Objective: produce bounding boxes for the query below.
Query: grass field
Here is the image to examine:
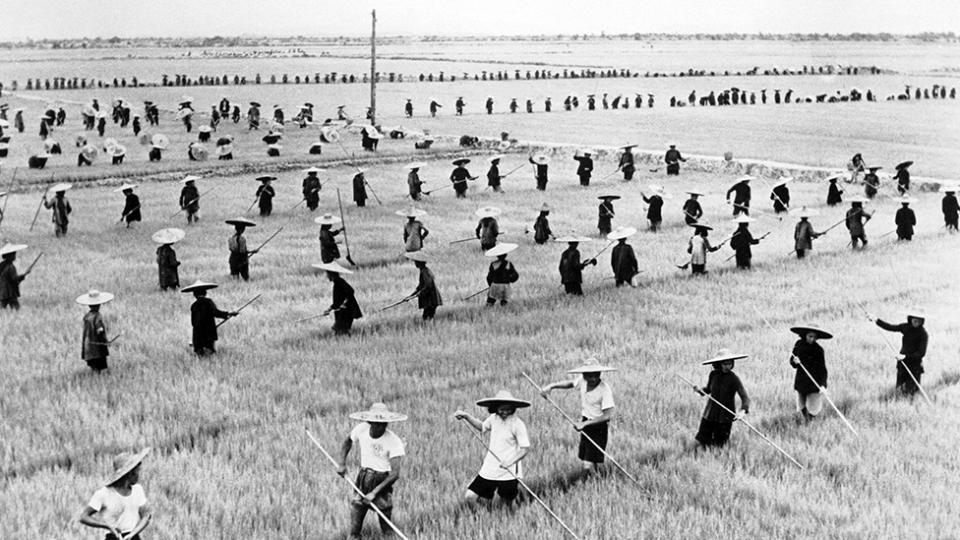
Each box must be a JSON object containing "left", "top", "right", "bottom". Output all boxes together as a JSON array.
[{"left": 2, "top": 146, "right": 960, "bottom": 538}]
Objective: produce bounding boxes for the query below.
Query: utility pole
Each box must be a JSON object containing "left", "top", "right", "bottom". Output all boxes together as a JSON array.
[{"left": 370, "top": 9, "right": 376, "bottom": 125}]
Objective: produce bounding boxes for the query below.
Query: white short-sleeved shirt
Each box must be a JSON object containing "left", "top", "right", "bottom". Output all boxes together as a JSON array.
[
  {"left": 478, "top": 414, "right": 530, "bottom": 481},
  {"left": 574, "top": 377, "right": 616, "bottom": 420},
  {"left": 87, "top": 484, "right": 147, "bottom": 533},
  {"left": 350, "top": 423, "right": 405, "bottom": 472}
]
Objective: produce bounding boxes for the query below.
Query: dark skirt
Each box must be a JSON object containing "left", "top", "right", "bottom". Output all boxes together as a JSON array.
[
  {"left": 578, "top": 420, "right": 609, "bottom": 463},
  {"left": 695, "top": 418, "right": 732, "bottom": 447}
]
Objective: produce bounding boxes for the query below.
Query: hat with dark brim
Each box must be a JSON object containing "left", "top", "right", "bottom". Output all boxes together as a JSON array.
[
  {"left": 404, "top": 251, "right": 430, "bottom": 262},
  {"left": 689, "top": 223, "right": 713, "bottom": 231},
  {"left": 598, "top": 195, "right": 621, "bottom": 201},
  {"left": 475, "top": 206, "right": 502, "bottom": 218},
  {"left": 349, "top": 402, "right": 408, "bottom": 423},
  {"left": 607, "top": 226, "right": 638, "bottom": 240},
  {"left": 867, "top": 167, "right": 882, "bottom": 172},
  {"left": 180, "top": 280, "right": 218, "bottom": 293},
  {"left": 105, "top": 448, "right": 151, "bottom": 486},
  {"left": 476, "top": 390, "right": 531, "bottom": 409},
  {"left": 394, "top": 208, "right": 428, "bottom": 218},
  {"left": 531, "top": 154, "right": 550, "bottom": 165},
  {"left": 0, "top": 243, "right": 28, "bottom": 256},
  {"left": 314, "top": 214, "right": 342, "bottom": 226},
  {"left": 114, "top": 183, "right": 137, "bottom": 192},
  {"left": 789, "top": 326, "right": 834, "bottom": 340},
  {"left": 225, "top": 217, "right": 257, "bottom": 227},
  {"left": 75, "top": 289, "right": 115, "bottom": 306},
  {"left": 568, "top": 362, "right": 618, "bottom": 374},
  {"left": 151, "top": 228, "right": 185, "bottom": 245},
  {"left": 895, "top": 161, "right": 913, "bottom": 170},
  {"left": 484, "top": 243, "right": 518, "bottom": 257},
  {"left": 452, "top": 158, "right": 470, "bottom": 166},
  {"left": 701, "top": 349, "right": 749, "bottom": 365},
  {"left": 256, "top": 175, "right": 276, "bottom": 182},
  {"left": 311, "top": 261, "right": 354, "bottom": 274}
]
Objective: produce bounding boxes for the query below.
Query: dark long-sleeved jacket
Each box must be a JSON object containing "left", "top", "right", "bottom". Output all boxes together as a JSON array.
[
  {"left": 876, "top": 319, "right": 928, "bottom": 361},
  {"left": 791, "top": 339, "right": 827, "bottom": 395},
  {"left": 486, "top": 164, "right": 501, "bottom": 188},
  {"left": 729, "top": 227, "right": 759, "bottom": 256},
  {"left": 574, "top": 156, "right": 593, "bottom": 179},
  {"left": 895, "top": 207, "right": 916, "bottom": 236},
  {"left": 486, "top": 259, "right": 519, "bottom": 285},
  {"left": 180, "top": 185, "right": 200, "bottom": 212},
  {"left": 331, "top": 276, "right": 363, "bottom": 319},
  {"left": 81, "top": 311, "right": 108, "bottom": 360},
  {"left": 44, "top": 195, "right": 71, "bottom": 226},
  {"left": 352, "top": 174, "right": 367, "bottom": 205},
  {"left": 682, "top": 198, "right": 702, "bottom": 224},
  {"left": 942, "top": 194, "right": 959, "bottom": 222},
  {"left": 533, "top": 214, "right": 552, "bottom": 244},
  {"left": 726, "top": 182, "right": 751, "bottom": 207},
  {"left": 0, "top": 260, "right": 25, "bottom": 303},
  {"left": 414, "top": 266, "right": 442, "bottom": 309},
  {"left": 642, "top": 194, "right": 663, "bottom": 221},
  {"left": 611, "top": 243, "right": 638, "bottom": 282},
  {"left": 122, "top": 193, "right": 141, "bottom": 223},
  {"left": 156, "top": 245, "right": 180, "bottom": 289},
  {"left": 771, "top": 185, "right": 790, "bottom": 212},
  {"left": 191, "top": 297, "right": 230, "bottom": 348},
  {"left": 319, "top": 228, "right": 340, "bottom": 263},
  {"left": 827, "top": 182, "right": 844, "bottom": 206},
  {"left": 256, "top": 184, "right": 275, "bottom": 213},
  {"left": 559, "top": 246, "right": 584, "bottom": 285}
]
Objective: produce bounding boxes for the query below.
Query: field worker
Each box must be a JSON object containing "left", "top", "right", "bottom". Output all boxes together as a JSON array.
[
  {"left": 350, "top": 170, "right": 368, "bottom": 208},
  {"left": 485, "top": 243, "right": 519, "bottom": 306},
  {"left": 148, "top": 143, "right": 163, "bottom": 162},
  {"left": 532, "top": 203, "right": 553, "bottom": 244},
  {"left": 529, "top": 154, "right": 550, "bottom": 191},
  {"left": 726, "top": 176, "right": 752, "bottom": 216},
  {"left": 338, "top": 403, "right": 407, "bottom": 539},
  {"left": 179, "top": 176, "right": 201, "bottom": 224},
  {"left": 875, "top": 310, "right": 929, "bottom": 396},
  {"left": 544, "top": 97, "right": 552, "bottom": 112},
  {"left": 556, "top": 234, "right": 595, "bottom": 295},
  {"left": 788, "top": 326, "right": 832, "bottom": 422},
  {"left": 248, "top": 102, "right": 261, "bottom": 130},
  {"left": 404, "top": 98, "right": 413, "bottom": 117},
  {"left": 132, "top": 115, "right": 141, "bottom": 136},
  {"left": 255, "top": 176, "right": 276, "bottom": 217},
  {"left": 232, "top": 105, "right": 241, "bottom": 123},
  {"left": 405, "top": 252, "right": 442, "bottom": 320},
  {"left": 225, "top": 218, "right": 258, "bottom": 281},
  {"left": 609, "top": 227, "right": 639, "bottom": 287},
  {"left": 0, "top": 243, "right": 31, "bottom": 309},
  {"left": 665, "top": 144, "right": 686, "bottom": 176},
  {"left": 43, "top": 183, "right": 72, "bottom": 237},
  {"left": 303, "top": 167, "right": 323, "bottom": 211},
  {"left": 692, "top": 350, "right": 751, "bottom": 448},
  {"left": 792, "top": 207, "right": 821, "bottom": 259},
  {"left": 487, "top": 155, "right": 505, "bottom": 193},
  {"left": 450, "top": 158, "right": 474, "bottom": 199},
  {"left": 682, "top": 190, "right": 704, "bottom": 225},
  {"left": 826, "top": 174, "right": 844, "bottom": 206},
  {"left": 894, "top": 161, "right": 912, "bottom": 194},
  {"left": 429, "top": 99, "right": 442, "bottom": 117},
  {"left": 116, "top": 184, "right": 141, "bottom": 228},
  {"left": 863, "top": 167, "right": 881, "bottom": 199},
  {"left": 509, "top": 98, "right": 518, "bottom": 113},
  {"left": 475, "top": 206, "right": 502, "bottom": 251},
  {"left": 182, "top": 281, "right": 236, "bottom": 356},
  {"left": 316, "top": 214, "right": 343, "bottom": 263},
  {"left": 941, "top": 185, "right": 958, "bottom": 232},
  {"left": 314, "top": 261, "right": 363, "bottom": 335},
  {"left": 573, "top": 149, "right": 594, "bottom": 187},
  {"left": 454, "top": 390, "right": 531, "bottom": 506},
  {"left": 405, "top": 162, "right": 425, "bottom": 200},
  {"left": 77, "top": 289, "right": 114, "bottom": 372},
  {"left": 525, "top": 99, "right": 533, "bottom": 113},
  {"left": 641, "top": 185, "right": 666, "bottom": 231},
  {"left": 597, "top": 195, "right": 619, "bottom": 236},
  {"left": 485, "top": 97, "right": 494, "bottom": 114},
  {"left": 587, "top": 94, "right": 596, "bottom": 110},
  {"left": 617, "top": 144, "right": 637, "bottom": 181},
  {"left": 540, "top": 361, "right": 617, "bottom": 472},
  {"left": 687, "top": 223, "right": 720, "bottom": 275},
  {"left": 845, "top": 198, "right": 872, "bottom": 249},
  {"left": 456, "top": 96, "right": 465, "bottom": 115},
  {"left": 152, "top": 228, "right": 183, "bottom": 291},
  {"left": 771, "top": 177, "right": 792, "bottom": 213},
  {"left": 895, "top": 197, "right": 917, "bottom": 241},
  {"left": 397, "top": 208, "right": 429, "bottom": 252},
  {"left": 729, "top": 216, "right": 765, "bottom": 270},
  {"left": 78, "top": 143, "right": 97, "bottom": 166},
  {"left": 79, "top": 447, "right": 152, "bottom": 540}
]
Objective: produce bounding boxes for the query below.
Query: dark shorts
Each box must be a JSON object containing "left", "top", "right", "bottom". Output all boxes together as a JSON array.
[
  {"left": 695, "top": 418, "right": 733, "bottom": 447},
  {"left": 468, "top": 475, "right": 519, "bottom": 501},
  {"left": 578, "top": 420, "right": 608, "bottom": 463},
  {"left": 353, "top": 468, "right": 394, "bottom": 510}
]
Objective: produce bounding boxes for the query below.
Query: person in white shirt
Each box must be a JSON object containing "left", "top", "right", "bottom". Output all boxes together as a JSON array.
[
  {"left": 79, "top": 448, "right": 152, "bottom": 540},
  {"left": 541, "top": 361, "right": 617, "bottom": 473},
  {"left": 338, "top": 403, "right": 407, "bottom": 539},
  {"left": 454, "top": 390, "right": 531, "bottom": 506},
  {"left": 687, "top": 223, "right": 720, "bottom": 275}
]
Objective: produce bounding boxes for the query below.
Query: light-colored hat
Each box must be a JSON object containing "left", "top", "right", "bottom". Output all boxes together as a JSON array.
[
  {"left": 848, "top": 196, "right": 868, "bottom": 203},
  {"left": 225, "top": 217, "right": 257, "bottom": 227},
  {"left": 75, "top": 289, "right": 115, "bottom": 306},
  {"left": 487, "top": 154, "right": 505, "bottom": 163},
  {"left": 940, "top": 184, "right": 958, "bottom": 193},
  {"left": 484, "top": 243, "right": 518, "bottom": 257},
  {"left": 349, "top": 402, "right": 408, "bottom": 423},
  {"left": 824, "top": 173, "right": 843, "bottom": 182},
  {"left": 111, "top": 145, "right": 126, "bottom": 157},
  {"left": 607, "top": 226, "right": 638, "bottom": 240},
  {"left": 394, "top": 208, "right": 428, "bottom": 218},
  {"left": 701, "top": 348, "right": 749, "bottom": 365},
  {"left": 151, "top": 134, "right": 169, "bottom": 149},
  {"left": 789, "top": 326, "right": 833, "bottom": 340},
  {"left": 180, "top": 280, "right": 218, "bottom": 293},
  {"left": 621, "top": 143, "right": 638, "bottom": 149},
  {"left": 898, "top": 196, "right": 917, "bottom": 204},
  {"left": 685, "top": 189, "right": 704, "bottom": 196},
  {"left": 181, "top": 175, "right": 201, "bottom": 184},
  {"left": 539, "top": 203, "right": 550, "bottom": 212},
  {"left": 476, "top": 390, "right": 531, "bottom": 409},
  {"left": 733, "top": 216, "right": 755, "bottom": 224},
  {"left": 790, "top": 206, "right": 819, "bottom": 218},
  {"left": 106, "top": 448, "right": 151, "bottom": 486},
  {"left": 554, "top": 234, "right": 592, "bottom": 243},
  {"left": 475, "top": 206, "right": 502, "bottom": 218},
  {"left": 103, "top": 138, "right": 119, "bottom": 151},
  {"left": 312, "top": 261, "right": 354, "bottom": 274},
  {"left": 404, "top": 251, "right": 430, "bottom": 262},
  {"left": 304, "top": 166, "right": 323, "bottom": 174},
  {"left": 114, "top": 183, "right": 137, "bottom": 192},
  {"left": 0, "top": 243, "right": 28, "bottom": 256},
  {"left": 217, "top": 145, "right": 233, "bottom": 156},
  {"left": 404, "top": 161, "right": 426, "bottom": 170},
  {"left": 151, "top": 228, "right": 185, "bottom": 245},
  {"left": 198, "top": 125, "right": 212, "bottom": 133},
  {"left": 568, "top": 360, "right": 618, "bottom": 374},
  {"left": 530, "top": 154, "right": 550, "bottom": 165},
  {"left": 734, "top": 175, "right": 754, "bottom": 184},
  {"left": 649, "top": 184, "right": 666, "bottom": 194},
  {"left": 314, "top": 213, "right": 342, "bottom": 226},
  {"left": 48, "top": 183, "right": 73, "bottom": 193},
  {"left": 773, "top": 176, "right": 793, "bottom": 187}
]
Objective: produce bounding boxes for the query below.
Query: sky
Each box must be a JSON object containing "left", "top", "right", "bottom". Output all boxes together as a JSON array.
[{"left": 0, "top": 0, "right": 957, "bottom": 40}]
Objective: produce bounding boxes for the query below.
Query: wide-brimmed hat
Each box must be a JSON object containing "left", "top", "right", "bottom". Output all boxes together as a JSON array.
[
  {"left": 867, "top": 166, "right": 882, "bottom": 172},
  {"left": 824, "top": 173, "right": 843, "bottom": 182},
  {"left": 487, "top": 154, "right": 505, "bottom": 163},
  {"left": 554, "top": 233, "right": 592, "bottom": 243},
  {"left": 404, "top": 161, "right": 426, "bottom": 170},
  {"left": 484, "top": 243, "right": 518, "bottom": 257},
  {"left": 621, "top": 143, "right": 638, "bottom": 150},
  {"left": 114, "top": 183, "right": 137, "bottom": 192},
  {"left": 733, "top": 216, "right": 755, "bottom": 224},
  {"left": 180, "top": 280, "right": 218, "bottom": 293},
  {"left": 217, "top": 144, "right": 233, "bottom": 156},
  {"left": 597, "top": 195, "right": 620, "bottom": 201},
  {"left": 151, "top": 134, "right": 170, "bottom": 149},
  {"left": 579, "top": 148, "right": 595, "bottom": 156},
  {"left": 701, "top": 348, "right": 749, "bottom": 365},
  {"left": 898, "top": 196, "right": 917, "bottom": 205},
  {"left": 181, "top": 175, "right": 201, "bottom": 184},
  {"left": 394, "top": 208, "right": 428, "bottom": 218},
  {"left": 530, "top": 154, "right": 550, "bottom": 165},
  {"left": 304, "top": 166, "right": 323, "bottom": 174},
  {"left": 452, "top": 158, "right": 470, "bottom": 166},
  {"left": 734, "top": 175, "right": 754, "bottom": 184},
  {"left": 314, "top": 214, "right": 342, "bottom": 226},
  {"left": 48, "top": 183, "right": 73, "bottom": 193},
  {"left": 901, "top": 308, "right": 928, "bottom": 320},
  {"left": 349, "top": 402, "right": 408, "bottom": 423},
  {"left": 312, "top": 261, "right": 354, "bottom": 274},
  {"left": 256, "top": 175, "right": 276, "bottom": 182},
  {"left": 790, "top": 206, "right": 819, "bottom": 218},
  {"left": 475, "top": 206, "right": 502, "bottom": 218},
  {"left": 225, "top": 217, "right": 257, "bottom": 227},
  {"left": 106, "top": 448, "right": 151, "bottom": 486},
  {"left": 685, "top": 189, "right": 704, "bottom": 196},
  {"left": 649, "top": 184, "right": 666, "bottom": 195},
  {"left": 773, "top": 176, "right": 793, "bottom": 187},
  {"left": 848, "top": 196, "right": 868, "bottom": 204},
  {"left": 539, "top": 203, "right": 550, "bottom": 212},
  {"left": 789, "top": 326, "right": 834, "bottom": 340},
  {"left": 568, "top": 361, "right": 618, "bottom": 374},
  {"left": 151, "top": 228, "right": 185, "bottom": 245},
  {"left": 689, "top": 222, "right": 713, "bottom": 231},
  {"left": 0, "top": 243, "right": 28, "bottom": 256},
  {"left": 476, "top": 390, "right": 531, "bottom": 409},
  {"left": 76, "top": 289, "right": 115, "bottom": 306},
  {"left": 895, "top": 161, "right": 913, "bottom": 170},
  {"left": 404, "top": 251, "right": 430, "bottom": 263},
  {"left": 197, "top": 125, "right": 212, "bottom": 134},
  {"left": 249, "top": 101, "right": 261, "bottom": 107},
  {"left": 103, "top": 138, "right": 119, "bottom": 151},
  {"left": 607, "top": 226, "right": 638, "bottom": 240},
  {"left": 365, "top": 128, "right": 382, "bottom": 139},
  {"left": 939, "top": 183, "right": 958, "bottom": 193}
]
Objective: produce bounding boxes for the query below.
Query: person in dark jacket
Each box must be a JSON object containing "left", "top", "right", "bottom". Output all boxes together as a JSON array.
[
  {"left": 597, "top": 195, "right": 618, "bottom": 236},
  {"left": 0, "top": 243, "right": 31, "bottom": 309},
  {"left": 405, "top": 163, "right": 425, "bottom": 200},
  {"left": 726, "top": 176, "right": 752, "bottom": 216},
  {"left": 608, "top": 227, "right": 639, "bottom": 287},
  {"left": 533, "top": 204, "right": 553, "bottom": 244},
  {"left": 845, "top": 199, "right": 872, "bottom": 249},
  {"left": 485, "top": 243, "right": 519, "bottom": 306},
  {"left": 574, "top": 150, "right": 594, "bottom": 187},
  {"left": 682, "top": 191, "right": 703, "bottom": 225},
  {"left": 792, "top": 208, "right": 821, "bottom": 259},
  {"left": 315, "top": 214, "right": 342, "bottom": 263},
  {"left": 487, "top": 156, "right": 505, "bottom": 193},
  {"left": 863, "top": 167, "right": 881, "bottom": 199},
  {"left": 179, "top": 176, "right": 201, "bottom": 224},
  {"left": 788, "top": 326, "right": 832, "bottom": 422},
  {"left": 875, "top": 311, "right": 929, "bottom": 396},
  {"left": 43, "top": 184, "right": 72, "bottom": 237},
  {"left": 557, "top": 236, "right": 596, "bottom": 295},
  {"left": 182, "top": 281, "right": 235, "bottom": 356},
  {"left": 152, "top": 228, "right": 183, "bottom": 291},
  {"left": 894, "top": 162, "right": 911, "bottom": 195},
  {"left": 728, "top": 217, "right": 763, "bottom": 269},
  {"left": 117, "top": 184, "right": 141, "bottom": 228},
  {"left": 405, "top": 252, "right": 442, "bottom": 320},
  {"left": 475, "top": 207, "right": 502, "bottom": 251},
  {"left": 941, "top": 185, "right": 958, "bottom": 231},
  {"left": 255, "top": 176, "right": 276, "bottom": 217},
  {"left": 226, "top": 218, "right": 258, "bottom": 281},
  {"left": 895, "top": 197, "right": 917, "bottom": 240},
  {"left": 76, "top": 289, "right": 114, "bottom": 372},
  {"left": 618, "top": 145, "right": 637, "bottom": 181},
  {"left": 770, "top": 177, "right": 791, "bottom": 214},
  {"left": 485, "top": 97, "right": 494, "bottom": 114},
  {"left": 826, "top": 175, "right": 844, "bottom": 206},
  {"left": 529, "top": 155, "right": 550, "bottom": 191},
  {"left": 303, "top": 167, "right": 323, "bottom": 210},
  {"left": 641, "top": 186, "right": 666, "bottom": 231},
  {"left": 665, "top": 144, "right": 685, "bottom": 176},
  {"left": 315, "top": 261, "right": 363, "bottom": 335},
  {"left": 352, "top": 171, "right": 368, "bottom": 207},
  {"left": 450, "top": 159, "right": 474, "bottom": 198},
  {"left": 691, "top": 350, "right": 751, "bottom": 447}
]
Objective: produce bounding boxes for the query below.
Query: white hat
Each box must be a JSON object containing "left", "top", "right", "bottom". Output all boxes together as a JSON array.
[
  {"left": 314, "top": 213, "right": 342, "bottom": 226},
  {"left": 0, "top": 243, "right": 28, "bottom": 256},
  {"left": 394, "top": 208, "right": 428, "bottom": 218},
  {"left": 304, "top": 166, "right": 324, "bottom": 174},
  {"left": 733, "top": 216, "right": 755, "bottom": 224},
  {"left": 75, "top": 289, "right": 115, "bottom": 306},
  {"left": 475, "top": 206, "right": 502, "bottom": 218},
  {"left": 349, "top": 402, "right": 407, "bottom": 423},
  {"left": 484, "top": 243, "right": 518, "bottom": 257},
  {"left": 151, "top": 228, "right": 185, "bottom": 245},
  {"left": 404, "top": 162, "right": 427, "bottom": 170},
  {"left": 312, "top": 261, "right": 354, "bottom": 274},
  {"left": 48, "top": 183, "right": 73, "bottom": 193},
  {"left": 181, "top": 175, "right": 201, "bottom": 184},
  {"left": 607, "top": 226, "right": 638, "bottom": 240}
]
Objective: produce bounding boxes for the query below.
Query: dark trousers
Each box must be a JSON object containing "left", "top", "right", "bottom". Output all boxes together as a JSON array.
[
  {"left": 334, "top": 313, "right": 356, "bottom": 334},
  {"left": 229, "top": 256, "right": 249, "bottom": 281},
  {"left": 563, "top": 282, "right": 583, "bottom": 295},
  {"left": 735, "top": 252, "right": 751, "bottom": 269},
  {"left": 691, "top": 264, "right": 707, "bottom": 275},
  {"left": 578, "top": 420, "right": 609, "bottom": 462},
  {"left": 536, "top": 178, "right": 547, "bottom": 191},
  {"left": 695, "top": 418, "right": 733, "bottom": 447},
  {"left": 579, "top": 174, "right": 590, "bottom": 187},
  {"left": 1, "top": 298, "right": 20, "bottom": 309},
  {"left": 796, "top": 249, "right": 807, "bottom": 259},
  {"left": 350, "top": 469, "right": 394, "bottom": 538},
  {"left": 421, "top": 306, "right": 436, "bottom": 320},
  {"left": 666, "top": 164, "right": 680, "bottom": 175},
  {"left": 896, "top": 360, "right": 924, "bottom": 395}
]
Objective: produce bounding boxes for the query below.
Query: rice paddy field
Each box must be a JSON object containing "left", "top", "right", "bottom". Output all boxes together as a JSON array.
[{"left": 2, "top": 39, "right": 960, "bottom": 539}]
